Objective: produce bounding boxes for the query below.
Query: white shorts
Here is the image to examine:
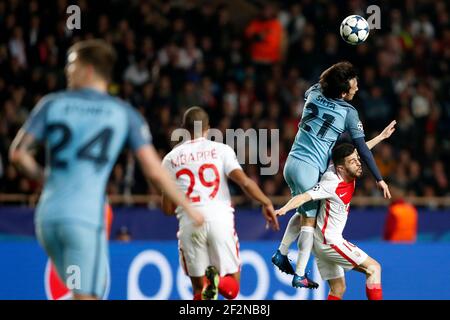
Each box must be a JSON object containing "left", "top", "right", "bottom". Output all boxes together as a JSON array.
[
  {"left": 313, "top": 239, "right": 368, "bottom": 281},
  {"left": 177, "top": 219, "right": 240, "bottom": 277}
]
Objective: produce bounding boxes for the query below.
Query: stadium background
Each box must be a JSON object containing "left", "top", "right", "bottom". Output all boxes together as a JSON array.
[{"left": 0, "top": 0, "right": 449, "bottom": 299}]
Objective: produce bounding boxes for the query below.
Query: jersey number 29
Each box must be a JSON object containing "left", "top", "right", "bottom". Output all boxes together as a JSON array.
[{"left": 176, "top": 164, "right": 220, "bottom": 203}]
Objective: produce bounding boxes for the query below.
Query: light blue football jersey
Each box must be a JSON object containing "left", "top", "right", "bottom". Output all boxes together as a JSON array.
[
  {"left": 289, "top": 83, "right": 365, "bottom": 173},
  {"left": 23, "top": 88, "right": 152, "bottom": 227}
]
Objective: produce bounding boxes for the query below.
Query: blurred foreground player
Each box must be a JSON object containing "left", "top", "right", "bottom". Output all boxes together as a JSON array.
[
  {"left": 276, "top": 143, "right": 383, "bottom": 300},
  {"left": 9, "top": 39, "right": 204, "bottom": 300},
  {"left": 47, "top": 203, "right": 113, "bottom": 300},
  {"left": 162, "top": 107, "right": 279, "bottom": 300}
]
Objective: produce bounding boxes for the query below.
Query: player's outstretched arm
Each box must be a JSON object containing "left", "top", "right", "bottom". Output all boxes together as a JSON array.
[
  {"left": 228, "top": 169, "right": 280, "bottom": 231},
  {"left": 274, "top": 193, "right": 313, "bottom": 217},
  {"left": 366, "top": 120, "right": 397, "bottom": 150},
  {"left": 9, "top": 130, "right": 44, "bottom": 182},
  {"left": 353, "top": 137, "right": 392, "bottom": 199},
  {"left": 135, "top": 145, "right": 204, "bottom": 226}
]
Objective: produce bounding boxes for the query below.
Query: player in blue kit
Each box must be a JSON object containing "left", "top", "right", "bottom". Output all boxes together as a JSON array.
[
  {"left": 272, "top": 61, "right": 396, "bottom": 288},
  {"left": 9, "top": 40, "right": 204, "bottom": 300}
]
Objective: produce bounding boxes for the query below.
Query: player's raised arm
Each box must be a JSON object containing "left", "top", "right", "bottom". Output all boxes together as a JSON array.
[
  {"left": 345, "top": 107, "right": 392, "bottom": 199},
  {"left": 228, "top": 169, "right": 280, "bottom": 231},
  {"left": 275, "top": 193, "right": 313, "bottom": 217},
  {"left": 366, "top": 120, "right": 397, "bottom": 150}
]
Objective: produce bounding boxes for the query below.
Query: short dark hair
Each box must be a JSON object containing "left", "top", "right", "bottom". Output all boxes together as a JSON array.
[
  {"left": 319, "top": 61, "right": 357, "bottom": 98},
  {"left": 182, "top": 106, "right": 209, "bottom": 133},
  {"left": 332, "top": 143, "right": 356, "bottom": 166},
  {"left": 68, "top": 39, "right": 117, "bottom": 81}
]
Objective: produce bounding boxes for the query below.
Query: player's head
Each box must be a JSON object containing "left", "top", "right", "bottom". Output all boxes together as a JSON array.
[
  {"left": 182, "top": 106, "right": 210, "bottom": 138},
  {"left": 319, "top": 61, "right": 358, "bottom": 101},
  {"left": 332, "top": 143, "right": 363, "bottom": 180},
  {"left": 66, "top": 39, "right": 117, "bottom": 90}
]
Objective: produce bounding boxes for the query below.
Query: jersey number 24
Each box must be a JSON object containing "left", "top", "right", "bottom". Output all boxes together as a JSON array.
[{"left": 47, "top": 123, "right": 113, "bottom": 169}]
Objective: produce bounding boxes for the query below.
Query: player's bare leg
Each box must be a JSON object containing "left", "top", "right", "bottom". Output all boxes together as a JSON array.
[
  {"left": 292, "top": 215, "right": 319, "bottom": 289},
  {"left": 190, "top": 276, "right": 205, "bottom": 300},
  {"left": 327, "top": 277, "right": 346, "bottom": 300},
  {"left": 354, "top": 256, "right": 383, "bottom": 300}
]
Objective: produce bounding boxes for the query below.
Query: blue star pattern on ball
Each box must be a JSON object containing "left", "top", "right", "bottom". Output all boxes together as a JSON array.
[{"left": 340, "top": 15, "right": 370, "bottom": 45}]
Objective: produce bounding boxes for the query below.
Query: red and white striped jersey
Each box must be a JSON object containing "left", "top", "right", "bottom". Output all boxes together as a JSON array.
[
  {"left": 162, "top": 137, "right": 242, "bottom": 223},
  {"left": 306, "top": 165, "right": 356, "bottom": 245}
]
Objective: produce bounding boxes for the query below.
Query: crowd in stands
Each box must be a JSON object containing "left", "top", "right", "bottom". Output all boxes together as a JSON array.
[{"left": 0, "top": 0, "right": 449, "bottom": 203}]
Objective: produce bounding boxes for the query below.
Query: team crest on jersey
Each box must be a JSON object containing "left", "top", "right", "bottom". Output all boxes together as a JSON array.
[
  {"left": 357, "top": 122, "right": 364, "bottom": 132},
  {"left": 313, "top": 184, "right": 321, "bottom": 191}
]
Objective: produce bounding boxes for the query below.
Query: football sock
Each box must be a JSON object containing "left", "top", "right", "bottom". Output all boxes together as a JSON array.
[
  {"left": 327, "top": 294, "right": 342, "bottom": 300},
  {"left": 295, "top": 226, "right": 315, "bottom": 276},
  {"left": 218, "top": 275, "right": 239, "bottom": 300},
  {"left": 279, "top": 212, "right": 301, "bottom": 255},
  {"left": 366, "top": 283, "right": 383, "bottom": 300}
]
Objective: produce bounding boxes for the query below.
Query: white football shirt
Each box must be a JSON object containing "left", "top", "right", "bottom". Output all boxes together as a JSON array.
[
  {"left": 306, "top": 165, "right": 356, "bottom": 245},
  {"left": 162, "top": 137, "right": 242, "bottom": 223}
]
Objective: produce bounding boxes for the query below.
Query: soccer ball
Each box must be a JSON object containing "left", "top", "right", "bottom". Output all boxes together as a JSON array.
[{"left": 340, "top": 15, "right": 370, "bottom": 45}]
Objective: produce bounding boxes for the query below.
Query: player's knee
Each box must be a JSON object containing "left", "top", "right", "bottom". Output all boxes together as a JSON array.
[{"left": 330, "top": 283, "right": 346, "bottom": 297}]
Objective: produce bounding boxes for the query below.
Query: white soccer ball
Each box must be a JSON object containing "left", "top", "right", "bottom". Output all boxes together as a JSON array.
[{"left": 339, "top": 15, "right": 370, "bottom": 45}]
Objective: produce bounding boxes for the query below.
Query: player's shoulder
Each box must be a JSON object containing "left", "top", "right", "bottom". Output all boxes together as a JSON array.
[
  {"left": 110, "top": 97, "right": 147, "bottom": 126},
  {"left": 304, "top": 83, "right": 321, "bottom": 99},
  {"left": 320, "top": 166, "right": 340, "bottom": 184},
  {"left": 30, "top": 92, "right": 67, "bottom": 116},
  {"left": 162, "top": 139, "right": 189, "bottom": 162},
  {"left": 37, "top": 91, "right": 66, "bottom": 106},
  {"left": 334, "top": 99, "right": 357, "bottom": 112},
  {"left": 212, "top": 140, "right": 237, "bottom": 156},
  {"left": 106, "top": 95, "right": 136, "bottom": 114}
]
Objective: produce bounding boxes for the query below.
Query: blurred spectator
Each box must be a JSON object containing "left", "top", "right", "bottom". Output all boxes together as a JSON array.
[
  {"left": 123, "top": 55, "right": 150, "bottom": 86},
  {"left": 384, "top": 184, "right": 418, "bottom": 243},
  {"left": 115, "top": 226, "right": 132, "bottom": 242},
  {"left": 245, "top": 2, "right": 286, "bottom": 76},
  {"left": 9, "top": 26, "right": 27, "bottom": 68}
]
